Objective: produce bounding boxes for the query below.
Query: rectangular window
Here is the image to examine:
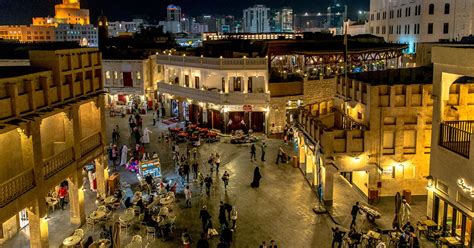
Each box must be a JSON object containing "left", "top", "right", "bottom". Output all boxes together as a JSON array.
[
  {"left": 221, "top": 77, "right": 225, "bottom": 92},
  {"left": 136, "top": 71, "right": 141, "bottom": 80},
  {"left": 428, "top": 23, "right": 433, "bottom": 34},
  {"left": 443, "top": 23, "right": 449, "bottom": 34},
  {"left": 377, "top": 13, "right": 380, "bottom": 20},
  {"left": 233, "top": 77, "right": 242, "bottom": 91},
  {"left": 248, "top": 77, "right": 253, "bottom": 93},
  {"left": 429, "top": 4, "right": 434, "bottom": 15},
  {"left": 195, "top": 76, "right": 200, "bottom": 89},
  {"left": 383, "top": 11, "right": 386, "bottom": 19},
  {"left": 106, "top": 71, "right": 110, "bottom": 79},
  {"left": 376, "top": 26, "right": 380, "bottom": 34},
  {"left": 382, "top": 26, "right": 386, "bottom": 34},
  {"left": 184, "top": 75, "right": 189, "bottom": 87}
]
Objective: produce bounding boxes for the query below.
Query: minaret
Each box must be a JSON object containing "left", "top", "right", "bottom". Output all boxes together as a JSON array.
[{"left": 97, "top": 13, "right": 109, "bottom": 51}]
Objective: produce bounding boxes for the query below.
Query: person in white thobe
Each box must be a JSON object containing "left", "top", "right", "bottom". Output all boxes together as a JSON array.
[
  {"left": 120, "top": 145, "right": 129, "bottom": 166},
  {"left": 142, "top": 127, "right": 152, "bottom": 144},
  {"left": 401, "top": 199, "right": 412, "bottom": 225}
]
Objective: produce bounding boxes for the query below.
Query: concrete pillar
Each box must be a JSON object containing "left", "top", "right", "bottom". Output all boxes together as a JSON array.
[
  {"left": 322, "top": 165, "right": 335, "bottom": 206},
  {"left": 244, "top": 77, "right": 249, "bottom": 93},
  {"left": 94, "top": 156, "right": 109, "bottom": 197},
  {"left": 6, "top": 83, "right": 19, "bottom": 117},
  {"left": 178, "top": 101, "right": 184, "bottom": 121},
  {"left": 68, "top": 173, "right": 85, "bottom": 225},
  {"left": 27, "top": 209, "right": 49, "bottom": 248},
  {"left": 28, "top": 215, "right": 49, "bottom": 248}
]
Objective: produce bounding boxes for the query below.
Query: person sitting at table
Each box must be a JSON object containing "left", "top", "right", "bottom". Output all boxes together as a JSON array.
[
  {"left": 398, "top": 230, "right": 411, "bottom": 248},
  {"left": 135, "top": 198, "right": 145, "bottom": 213},
  {"left": 347, "top": 227, "right": 362, "bottom": 248},
  {"left": 331, "top": 227, "right": 345, "bottom": 248},
  {"left": 124, "top": 197, "right": 132, "bottom": 209},
  {"left": 402, "top": 222, "right": 415, "bottom": 233},
  {"left": 114, "top": 189, "right": 123, "bottom": 201}
]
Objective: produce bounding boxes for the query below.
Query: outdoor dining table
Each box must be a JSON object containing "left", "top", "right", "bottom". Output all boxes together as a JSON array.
[
  {"left": 62, "top": 235, "right": 82, "bottom": 247},
  {"left": 124, "top": 241, "right": 142, "bottom": 248},
  {"left": 119, "top": 213, "right": 135, "bottom": 223},
  {"left": 208, "top": 132, "right": 217, "bottom": 137},
  {"left": 198, "top": 128, "right": 209, "bottom": 132},
  {"left": 178, "top": 132, "right": 189, "bottom": 137},
  {"left": 152, "top": 215, "right": 164, "bottom": 224},
  {"left": 159, "top": 196, "right": 174, "bottom": 205},
  {"left": 90, "top": 210, "right": 106, "bottom": 220},
  {"left": 422, "top": 219, "right": 438, "bottom": 227},
  {"left": 366, "top": 230, "right": 382, "bottom": 240},
  {"left": 104, "top": 196, "right": 117, "bottom": 205},
  {"left": 169, "top": 127, "right": 181, "bottom": 132},
  {"left": 439, "top": 237, "right": 462, "bottom": 247}
]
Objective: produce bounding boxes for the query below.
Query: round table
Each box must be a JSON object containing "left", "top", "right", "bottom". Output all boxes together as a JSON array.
[
  {"left": 63, "top": 235, "right": 82, "bottom": 246},
  {"left": 90, "top": 211, "right": 106, "bottom": 220},
  {"left": 125, "top": 241, "right": 142, "bottom": 248},
  {"left": 152, "top": 215, "right": 163, "bottom": 224},
  {"left": 119, "top": 213, "right": 135, "bottom": 223},
  {"left": 159, "top": 197, "right": 173, "bottom": 205},
  {"left": 104, "top": 196, "right": 117, "bottom": 205}
]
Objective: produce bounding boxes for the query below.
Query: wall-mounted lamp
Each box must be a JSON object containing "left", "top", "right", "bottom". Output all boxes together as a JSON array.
[{"left": 426, "top": 175, "right": 434, "bottom": 188}]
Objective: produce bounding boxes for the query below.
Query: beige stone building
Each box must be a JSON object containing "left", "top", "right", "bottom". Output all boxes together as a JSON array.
[
  {"left": 0, "top": 48, "right": 107, "bottom": 247},
  {"left": 426, "top": 46, "right": 474, "bottom": 247},
  {"left": 298, "top": 66, "right": 442, "bottom": 204}
]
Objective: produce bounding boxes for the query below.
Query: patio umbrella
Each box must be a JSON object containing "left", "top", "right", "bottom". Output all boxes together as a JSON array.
[
  {"left": 112, "top": 221, "right": 121, "bottom": 248},
  {"left": 392, "top": 192, "right": 402, "bottom": 229}
]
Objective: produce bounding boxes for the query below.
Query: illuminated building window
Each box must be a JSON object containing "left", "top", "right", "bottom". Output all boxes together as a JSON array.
[
  {"left": 136, "top": 72, "right": 141, "bottom": 80},
  {"left": 114, "top": 71, "right": 118, "bottom": 79},
  {"left": 106, "top": 71, "right": 111, "bottom": 79}
]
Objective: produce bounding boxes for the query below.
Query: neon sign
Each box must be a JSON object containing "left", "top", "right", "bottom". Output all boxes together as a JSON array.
[{"left": 457, "top": 179, "right": 474, "bottom": 198}]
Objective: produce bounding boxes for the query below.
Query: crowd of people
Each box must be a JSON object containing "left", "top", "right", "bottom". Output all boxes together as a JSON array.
[{"left": 108, "top": 109, "right": 285, "bottom": 247}]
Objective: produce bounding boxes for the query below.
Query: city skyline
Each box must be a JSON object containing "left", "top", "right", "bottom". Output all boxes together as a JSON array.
[{"left": 0, "top": 0, "right": 368, "bottom": 24}]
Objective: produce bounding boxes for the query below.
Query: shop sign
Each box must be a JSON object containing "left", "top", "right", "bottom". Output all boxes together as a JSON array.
[
  {"left": 457, "top": 179, "right": 474, "bottom": 197},
  {"left": 243, "top": 104, "right": 252, "bottom": 112}
]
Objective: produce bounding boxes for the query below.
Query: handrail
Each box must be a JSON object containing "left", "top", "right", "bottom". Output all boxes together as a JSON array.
[
  {"left": 43, "top": 147, "right": 75, "bottom": 179},
  {"left": 0, "top": 169, "right": 36, "bottom": 207},
  {"left": 439, "top": 123, "right": 471, "bottom": 158},
  {"left": 80, "top": 132, "right": 102, "bottom": 156},
  {"left": 444, "top": 120, "right": 474, "bottom": 133}
]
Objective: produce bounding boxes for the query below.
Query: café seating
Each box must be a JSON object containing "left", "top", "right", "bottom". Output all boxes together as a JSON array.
[
  {"left": 46, "top": 197, "right": 59, "bottom": 212},
  {"left": 73, "top": 229, "right": 84, "bottom": 239},
  {"left": 146, "top": 226, "right": 156, "bottom": 240}
]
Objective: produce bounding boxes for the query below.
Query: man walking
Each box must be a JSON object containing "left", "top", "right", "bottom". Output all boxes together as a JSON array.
[
  {"left": 204, "top": 174, "right": 213, "bottom": 196},
  {"left": 197, "top": 171, "right": 204, "bottom": 194},
  {"left": 183, "top": 161, "right": 190, "bottom": 183},
  {"left": 250, "top": 144, "right": 256, "bottom": 161},
  {"left": 152, "top": 111, "right": 156, "bottom": 126},
  {"left": 184, "top": 185, "right": 192, "bottom": 208},
  {"left": 222, "top": 171, "right": 230, "bottom": 191},
  {"left": 192, "top": 161, "right": 199, "bottom": 179},
  {"left": 199, "top": 206, "right": 211, "bottom": 233},
  {"left": 261, "top": 142, "right": 267, "bottom": 162},
  {"left": 219, "top": 201, "right": 229, "bottom": 227},
  {"left": 350, "top": 202, "right": 361, "bottom": 228},
  {"left": 276, "top": 146, "right": 284, "bottom": 164}
]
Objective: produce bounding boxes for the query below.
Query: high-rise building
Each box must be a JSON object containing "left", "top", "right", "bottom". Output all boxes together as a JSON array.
[
  {"left": 280, "top": 7, "right": 294, "bottom": 32},
  {"left": 369, "top": 0, "right": 474, "bottom": 54},
  {"left": 326, "top": 4, "right": 348, "bottom": 29},
  {"left": 167, "top": 5, "right": 181, "bottom": 21},
  {"left": 243, "top": 5, "right": 270, "bottom": 33}
]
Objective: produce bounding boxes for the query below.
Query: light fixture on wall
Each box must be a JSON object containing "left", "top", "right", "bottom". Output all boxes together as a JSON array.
[{"left": 426, "top": 175, "right": 434, "bottom": 188}]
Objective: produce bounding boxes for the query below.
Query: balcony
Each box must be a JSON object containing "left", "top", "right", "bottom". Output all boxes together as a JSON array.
[
  {"left": 439, "top": 121, "right": 474, "bottom": 158},
  {"left": 158, "top": 82, "right": 270, "bottom": 105},
  {"left": 43, "top": 147, "right": 75, "bottom": 180},
  {"left": 80, "top": 132, "right": 102, "bottom": 157},
  {"left": 0, "top": 169, "right": 36, "bottom": 208},
  {"left": 157, "top": 55, "right": 268, "bottom": 70}
]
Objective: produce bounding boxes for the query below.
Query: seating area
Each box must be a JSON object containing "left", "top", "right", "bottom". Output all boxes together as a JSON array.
[{"left": 59, "top": 173, "right": 179, "bottom": 248}]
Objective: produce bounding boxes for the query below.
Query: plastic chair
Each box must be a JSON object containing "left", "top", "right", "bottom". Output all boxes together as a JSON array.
[
  {"left": 146, "top": 226, "right": 156, "bottom": 240},
  {"left": 131, "top": 235, "right": 143, "bottom": 242}
]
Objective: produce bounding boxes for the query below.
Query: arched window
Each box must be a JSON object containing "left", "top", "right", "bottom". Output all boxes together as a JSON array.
[
  {"left": 429, "top": 4, "right": 435, "bottom": 14},
  {"left": 444, "top": 3, "right": 450, "bottom": 14}
]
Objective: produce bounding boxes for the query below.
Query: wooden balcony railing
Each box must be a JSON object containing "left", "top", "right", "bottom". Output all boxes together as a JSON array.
[
  {"left": 80, "top": 132, "right": 101, "bottom": 156},
  {"left": 0, "top": 169, "right": 36, "bottom": 208},
  {"left": 333, "top": 108, "right": 369, "bottom": 131},
  {"left": 43, "top": 147, "right": 75, "bottom": 179},
  {"left": 440, "top": 122, "right": 472, "bottom": 158}
]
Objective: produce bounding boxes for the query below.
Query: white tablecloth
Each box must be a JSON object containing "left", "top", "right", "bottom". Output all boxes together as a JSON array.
[{"left": 63, "top": 235, "right": 82, "bottom": 246}]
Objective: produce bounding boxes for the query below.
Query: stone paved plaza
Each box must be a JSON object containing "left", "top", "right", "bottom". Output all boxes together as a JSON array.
[{"left": 1, "top": 112, "right": 437, "bottom": 247}]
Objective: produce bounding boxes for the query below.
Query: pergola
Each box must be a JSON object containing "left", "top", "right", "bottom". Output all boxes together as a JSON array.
[{"left": 267, "top": 40, "right": 407, "bottom": 80}]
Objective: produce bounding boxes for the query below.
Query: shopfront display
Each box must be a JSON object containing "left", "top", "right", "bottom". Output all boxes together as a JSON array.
[
  {"left": 432, "top": 194, "right": 473, "bottom": 246},
  {"left": 139, "top": 159, "right": 162, "bottom": 177}
]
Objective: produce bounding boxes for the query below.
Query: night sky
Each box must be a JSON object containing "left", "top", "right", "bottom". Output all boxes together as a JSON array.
[{"left": 0, "top": 0, "right": 368, "bottom": 24}]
